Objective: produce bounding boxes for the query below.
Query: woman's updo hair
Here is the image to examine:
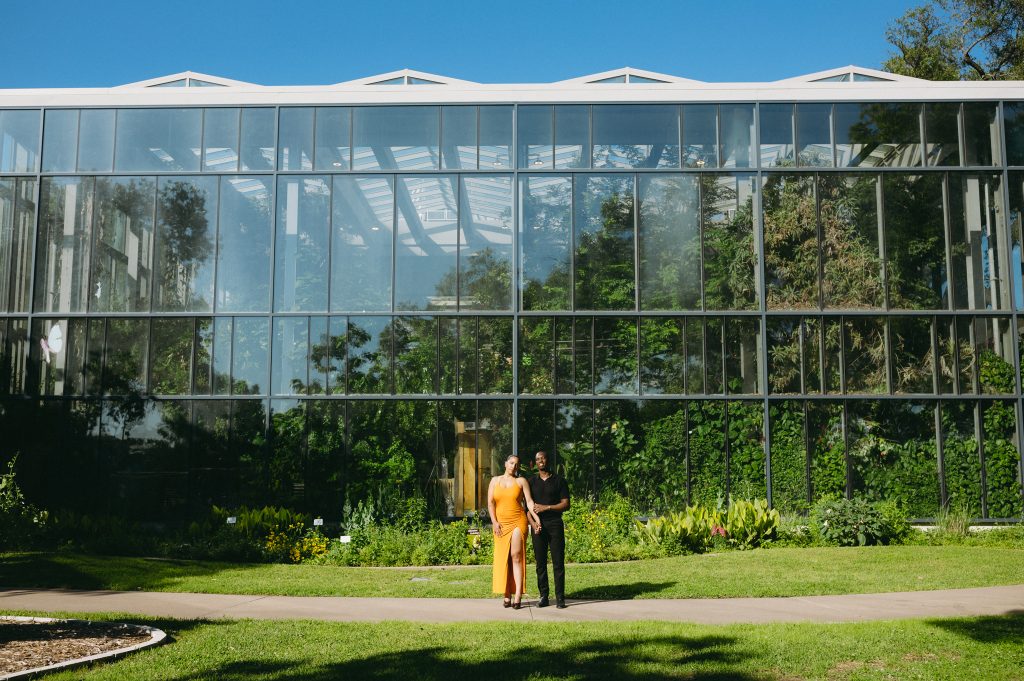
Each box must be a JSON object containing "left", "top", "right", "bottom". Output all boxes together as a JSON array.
[{"left": 505, "top": 453, "right": 519, "bottom": 463}]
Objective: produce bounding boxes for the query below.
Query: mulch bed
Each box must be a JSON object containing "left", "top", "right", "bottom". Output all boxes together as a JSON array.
[{"left": 0, "top": 620, "right": 153, "bottom": 676}]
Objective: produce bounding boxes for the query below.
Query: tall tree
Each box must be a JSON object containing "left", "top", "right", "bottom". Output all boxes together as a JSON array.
[{"left": 884, "top": 0, "right": 1024, "bottom": 80}]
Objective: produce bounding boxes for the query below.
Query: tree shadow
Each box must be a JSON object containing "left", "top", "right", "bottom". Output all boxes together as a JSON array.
[
  {"left": 0, "top": 552, "right": 246, "bottom": 593},
  {"left": 927, "top": 611, "right": 1024, "bottom": 644},
  {"left": 161, "top": 634, "right": 758, "bottom": 681},
  {"left": 568, "top": 581, "right": 676, "bottom": 601},
  {"left": 0, "top": 553, "right": 109, "bottom": 591}
]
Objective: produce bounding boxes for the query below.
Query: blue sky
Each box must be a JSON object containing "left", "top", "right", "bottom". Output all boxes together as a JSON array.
[{"left": 3, "top": 0, "right": 923, "bottom": 88}]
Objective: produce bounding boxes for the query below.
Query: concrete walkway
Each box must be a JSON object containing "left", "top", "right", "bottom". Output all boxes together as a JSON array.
[{"left": 2, "top": 585, "right": 1023, "bottom": 624}]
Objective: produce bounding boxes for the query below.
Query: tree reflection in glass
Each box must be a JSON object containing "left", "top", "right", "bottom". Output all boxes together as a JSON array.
[
  {"left": 593, "top": 317, "right": 637, "bottom": 394},
  {"left": 574, "top": 175, "right": 635, "bottom": 310},
  {"left": 91, "top": 177, "right": 156, "bottom": 313},
  {"left": 154, "top": 177, "right": 216, "bottom": 312},
  {"left": 763, "top": 174, "right": 818, "bottom": 309},
  {"left": 639, "top": 318, "right": 685, "bottom": 395},
  {"left": 638, "top": 175, "right": 701, "bottom": 310},
  {"left": 216, "top": 177, "right": 272, "bottom": 313},
  {"left": 884, "top": 174, "right": 946, "bottom": 309},
  {"left": 702, "top": 175, "right": 759, "bottom": 311},
  {"left": 519, "top": 317, "right": 554, "bottom": 394},
  {"left": 347, "top": 316, "right": 391, "bottom": 394},
  {"left": 457, "top": 176, "right": 512, "bottom": 311},
  {"left": 393, "top": 316, "right": 437, "bottom": 394},
  {"left": 819, "top": 174, "right": 883, "bottom": 309},
  {"left": 519, "top": 176, "right": 571, "bottom": 310},
  {"left": 844, "top": 316, "right": 887, "bottom": 394}
]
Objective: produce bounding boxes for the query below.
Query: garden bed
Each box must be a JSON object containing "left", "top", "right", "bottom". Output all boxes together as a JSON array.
[{"left": 0, "top": 616, "right": 165, "bottom": 678}]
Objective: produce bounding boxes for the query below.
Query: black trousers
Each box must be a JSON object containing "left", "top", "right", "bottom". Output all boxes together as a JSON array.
[{"left": 531, "top": 517, "right": 565, "bottom": 599}]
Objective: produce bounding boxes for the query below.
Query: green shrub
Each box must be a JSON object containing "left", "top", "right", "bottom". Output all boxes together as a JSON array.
[
  {"left": 47, "top": 511, "right": 155, "bottom": 555},
  {"left": 563, "top": 493, "right": 644, "bottom": 562},
  {"left": 340, "top": 488, "right": 428, "bottom": 533},
  {"left": 319, "top": 520, "right": 492, "bottom": 567},
  {"left": 725, "top": 498, "right": 780, "bottom": 549},
  {"left": 633, "top": 498, "right": 779, "bottom": 552},
  {"left": 176, "top": 525, "right": 266, "bottom": 562},
  {"left": 772, "top": 515, "right": 813, "bottom": 547},
  {"left": 964, "top": 525, "right": 1024, "bottom": 548},
  {"left": 348, "top": 525, "right": 414, "bottom": 565},
  {"left": 409, "top": 520, "right": 485, "bottom": 566},
  {"left": 634, "top": 505, "right": 718, "bottom": 555},
  {"left": 0, "top": 455, "right": 49, "bottom": 550},
  {"left": 810, "top": 497, "right": 894, "bottom": 546},
  {"left": 209, "top": 505, "right": 310, "bottom": 540},
  {"left": 875, "top": 499, "right": 914, "bottom": 545}
]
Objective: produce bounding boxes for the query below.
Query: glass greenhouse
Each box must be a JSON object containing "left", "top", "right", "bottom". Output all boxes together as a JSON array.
[{"left": 1, "top": 65, "right": 1023, "bottom": 522}]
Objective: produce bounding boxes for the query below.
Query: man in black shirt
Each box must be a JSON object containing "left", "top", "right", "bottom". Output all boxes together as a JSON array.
[{"left": 528, "top": 450, "right": 570, "bottom": 609}]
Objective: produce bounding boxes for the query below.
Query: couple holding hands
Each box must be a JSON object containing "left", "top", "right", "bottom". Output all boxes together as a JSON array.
[{"left": 486, "top": 450, "right": 569, "bottom": 610}]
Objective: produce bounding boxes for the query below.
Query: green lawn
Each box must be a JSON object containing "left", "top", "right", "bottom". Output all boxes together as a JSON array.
[
  {"left": 7, "top": 611, "right": 1020, "bottom": 681},
  {"left": 3, "top": 546, "right": 1022, "bottom": 599}
]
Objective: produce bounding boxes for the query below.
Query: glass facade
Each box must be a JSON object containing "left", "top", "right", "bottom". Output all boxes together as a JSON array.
[{"left": 2, "top": 95, "right": 1023, "bottom": 523}]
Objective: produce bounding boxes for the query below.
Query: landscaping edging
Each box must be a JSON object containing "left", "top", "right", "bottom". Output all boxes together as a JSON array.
[{"left": 0, "top": 616, "right": 167, "bottom": 680}]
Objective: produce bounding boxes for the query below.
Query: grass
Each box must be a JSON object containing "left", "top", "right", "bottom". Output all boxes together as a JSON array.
[
  {"left": 2, "top": 545, "right": 1023, "bottom": 599},
  {"left": 5, "top": 611, "right": 1020, "bottom": 680}
]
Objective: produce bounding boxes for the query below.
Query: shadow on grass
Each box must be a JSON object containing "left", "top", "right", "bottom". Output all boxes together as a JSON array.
[
  {"left": 928, "top": 611, "right": 1024, "bottom": 644},
  {"left": 0, "top": 616, "right": 214, "bottom": 644},
  {"left": 568, "top": 581, "right": 676, "bottom": 600},
  {"left": 160, "top": 634, "right": 755, "bottom": 681},
  {"left": 0, "top": 553, "right": 244, "bottom": 592},
  {"left": 0, "top": 553, "right": 108, "bottom": 591}
]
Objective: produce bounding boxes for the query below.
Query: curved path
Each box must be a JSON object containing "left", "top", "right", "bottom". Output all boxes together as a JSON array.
[{"left": 2, "top": 585, "right": 1023, "bottom": 624}]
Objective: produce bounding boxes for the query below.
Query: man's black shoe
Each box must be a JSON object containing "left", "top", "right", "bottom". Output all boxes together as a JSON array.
[
  {"left": 537, "top": 597, "right": 549, "bottom": 608},
  {"left": 556, "top": 599, "right": 567, "bottom": 609}
]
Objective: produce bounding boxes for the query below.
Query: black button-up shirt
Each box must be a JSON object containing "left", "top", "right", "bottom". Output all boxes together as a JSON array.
[{"left": 528, "top": 473, "right": 570, "bottom": 521}]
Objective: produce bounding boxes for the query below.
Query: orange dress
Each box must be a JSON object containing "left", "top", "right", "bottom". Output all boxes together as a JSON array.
[{"left": 491, "top": 480, "right": 528, "bottom": 594}]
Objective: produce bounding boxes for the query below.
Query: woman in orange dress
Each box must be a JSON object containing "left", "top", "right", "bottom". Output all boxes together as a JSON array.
[{"left": 487, "top": 454, "right": 540, "bottom": 609}]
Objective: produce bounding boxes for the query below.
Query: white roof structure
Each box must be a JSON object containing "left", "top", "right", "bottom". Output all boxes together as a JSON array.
[
  {"left": 554, "top": 67, "right": 703, "bottom": 85},
  {"left": 333, "top": 68, "right": 479, "bottom": 87},
  {"left": 115, "top": 71, "right": 258, "bottom": 89},
  {"left": 0, "top": 66, "right": 1020, "bottom": 107},
  {"left": 775, "top": 65, "right": 927, "bottom": 84}
]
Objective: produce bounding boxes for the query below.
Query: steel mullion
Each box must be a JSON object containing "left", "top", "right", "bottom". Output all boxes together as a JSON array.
[
  {"left": 935, "top": 400, "right": 947, "bottom": 508},
  {"left": 841, "top": 399, "right": 851, "bottom": 499},
  {"left": 234, "top": 107, "right": 242, "bottom": 174},
  {"left": 632, "top": 174, "right": 641, "bottom": 396},
  {"left": 941, "top": 173, "right": 955, "bottom": 311},
  {"left": 264, "top": 105, "right": 280, "bottom": 437},
  {"left": 326, "top": 175, "right": 334, "bottom": 314},
  {"left": 803, "top": 400, "right": 812, "bottom": 505},
  {"left": 23, "top": 109, "right": 45, "bottom": 371},
  {"left": 511, "top": 105, "right": 520, "bottom": 453},
  {"left": 212, "top": 177, "right": 222, "bottom": 313},
  {"left": 997, "top": 100, "right": 1024, "bottom": 511},
  {"left": 976, "top": 400, "right": 989, "bottom": 518}
]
